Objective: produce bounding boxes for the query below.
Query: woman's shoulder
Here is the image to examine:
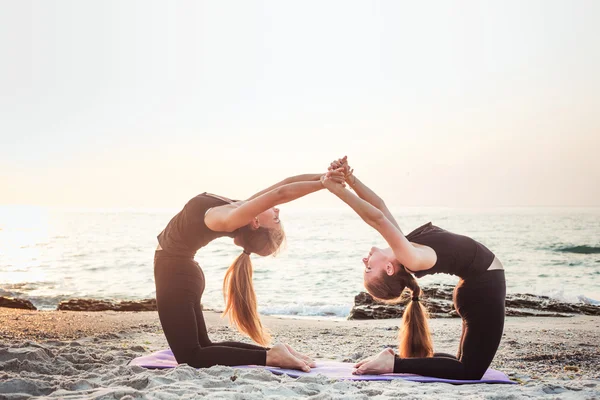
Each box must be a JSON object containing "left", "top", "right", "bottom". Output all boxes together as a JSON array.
[
  {"left": 186, "top": 193, "right": 240, "bottom": 208},
  {"left": 406, "top": 222, "right": 437, "bottom": 238},
  {"left": 406, "top": 222, "right": 451, "bottom": 247},
  {"left": 203, "top": 192, "right": 236, "bottom": 203}
]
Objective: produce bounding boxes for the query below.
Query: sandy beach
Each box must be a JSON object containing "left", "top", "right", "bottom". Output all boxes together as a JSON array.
[
  {"left": 3, "top": 0, "right": 599, "bottom": 398},
  {"left": 1, "top": 308, "right": 598, "bottom": 399}
]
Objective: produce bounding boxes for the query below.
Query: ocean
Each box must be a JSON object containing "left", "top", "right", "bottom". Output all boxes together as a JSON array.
[{"left": 1, "top": 205, "right": 599, "bottom": 317}]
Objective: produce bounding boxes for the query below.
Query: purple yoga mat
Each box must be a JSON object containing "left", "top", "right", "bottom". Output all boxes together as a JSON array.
[{"left": 130, "top": 350, "right": 516, "bottom": 384}]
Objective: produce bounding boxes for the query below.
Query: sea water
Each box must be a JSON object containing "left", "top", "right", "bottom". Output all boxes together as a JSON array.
[{"left": 1, "top": 206, "right": 598, "bottom": 317}]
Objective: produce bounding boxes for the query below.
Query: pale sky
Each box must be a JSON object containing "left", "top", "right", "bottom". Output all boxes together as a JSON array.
[{"left": 1, "top": 1, "right": 599, "bottom": 208}]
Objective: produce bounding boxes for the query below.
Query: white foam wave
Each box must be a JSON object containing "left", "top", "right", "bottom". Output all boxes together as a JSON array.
[
  {"left": 259, "top": 303, "right": 351, "bottom": 318},
  {"left": 537, "top": 288, "right": 600, "bottom": 305}
]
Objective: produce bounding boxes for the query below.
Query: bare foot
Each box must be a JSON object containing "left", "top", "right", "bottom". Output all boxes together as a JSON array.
[
  {"left": 284, "top": 344, "right": 316, "bottom": 368},
  {"left": 353, "top": 355, "right": 374, "bottom": 369},
  {"left": 266, "top": 343, "right": 311, "bottom": 372},
  {"left": 352, "top": 348, "right": 395, "bottom": 375}
]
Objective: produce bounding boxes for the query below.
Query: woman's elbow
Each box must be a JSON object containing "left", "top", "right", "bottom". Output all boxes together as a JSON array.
[
  {"left": 373, "top": 198, "right": 386, "bottom": 210},
  {"left": 273, "top": 186, "right": 288, "bottom": 201},
  {"left": 369, "top": 210, "right": 387, "bottom": 227}
]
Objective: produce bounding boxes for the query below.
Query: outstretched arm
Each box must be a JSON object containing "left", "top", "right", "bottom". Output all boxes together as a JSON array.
[
  {"left": 348, "top": 176, "right": 401, "bottom": 231},
  {"left": 206, "top": 171, "right": 345, "bottom": 232},
  {"left": 246, "top": 174, "right": 323, "bottom": 201},
  {"left": 329, "top": 157, "right": 401, "bottom": 231},
  {"left": 321, "top": 175, "right": 435, "bottom": 272},
  {"left": 206, "top": 181, "right": 322, "bottom": 232}
]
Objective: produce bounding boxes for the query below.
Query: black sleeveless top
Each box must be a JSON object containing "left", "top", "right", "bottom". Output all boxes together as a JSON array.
[
  {"left": 157, "top": 193, "right": 237, "bottom": 258},
  {"left": 405, "top": 222, "right": 495, "bottom": 279}
]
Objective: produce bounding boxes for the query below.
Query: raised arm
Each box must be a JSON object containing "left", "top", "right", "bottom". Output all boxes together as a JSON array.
[
  {"left": 246, "top": 174, "right": 323, "bottom": 201},
  {"left": 348, "top": 176, "right": 401, "bottom": 231},
  {"left": 329, "top": 157, "right": 401, "bottom": 231},
  {"left": 206, "top": 180, "right": 324, "bottom": 232},
  {"left": 206, "top": 170, "right": 346, "bottom": 232},
  {"left": 321, "top": 175, "right": 435, "bottom": 272}
]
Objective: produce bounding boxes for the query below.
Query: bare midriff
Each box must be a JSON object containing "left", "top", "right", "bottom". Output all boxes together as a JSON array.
[{"left": 487, "top": 256, "right": 504, "bottom": 271}]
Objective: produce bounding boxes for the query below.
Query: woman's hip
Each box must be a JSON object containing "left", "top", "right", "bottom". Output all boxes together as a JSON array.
[
  {"left": 454, "top": 270, "right": 506, "bottom": 317},
  {"left": 154, "top": 253, "right": 206, "bottom": 294}
]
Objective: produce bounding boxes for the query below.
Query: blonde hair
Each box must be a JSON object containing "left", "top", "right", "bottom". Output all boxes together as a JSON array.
[
  {"left": 222, "top": 224, "right": 285, "bottom": 346},
  {"left": 365, "top": 264, "right": 433, "bottom": 358}
]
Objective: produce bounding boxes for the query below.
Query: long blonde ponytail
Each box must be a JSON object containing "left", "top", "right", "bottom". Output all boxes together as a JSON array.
[
  {"left": 223, "top": 251, "right": 270, "bottom": 345},
  {"left": 365, "top": 265, "right": 433, "bottom": 358},
  {"left": 398, "top": 281, "right": 433, "bottom": 358},
  {"left": 222, "top": 224, "right": 285, "bottom": 346}
]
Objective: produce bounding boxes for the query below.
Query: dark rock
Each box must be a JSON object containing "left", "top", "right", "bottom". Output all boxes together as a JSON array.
[
  {"left": 0, "top": 296, "right": 37, "bottom": 310},
  {"left": 113, "top": 299, "right": 157, "bottom": 312},
  {"left": 353, "top": 292, "right": 377, "bottom": 306},
  {"left": 349, "top": 285, "right": 457, "bottom": 320},
  {"left": 506, "top": 294, "right": 600, "bottom": 316},
  {"left": 57, "top": 299, "right": 115, "bottom": 311},
  {"left": 349, "top": 304, "right": 404, "bottom": 320},
  {"left": 348, "top": 284, "right": 600, "bottom": 320},
  {"left": 57, "top": 299, "right": 158, "bottom": 312}
]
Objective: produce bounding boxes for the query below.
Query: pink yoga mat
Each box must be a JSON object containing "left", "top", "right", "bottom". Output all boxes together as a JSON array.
[{"left": 130, "top": 349, "right": 516, "bottom": 384}]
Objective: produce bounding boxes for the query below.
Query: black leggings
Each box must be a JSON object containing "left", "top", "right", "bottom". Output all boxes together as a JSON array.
[
  {"left": 394, "top": 270, "right": 506, "bottom": 380},
  {"left": 154, "top": 251, "right": 267, "bottom": 368}
]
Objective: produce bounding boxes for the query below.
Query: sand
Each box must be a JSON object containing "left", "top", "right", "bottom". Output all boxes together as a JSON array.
[{"left": 0, "top": 308, "right": 598, "bottom": 399}]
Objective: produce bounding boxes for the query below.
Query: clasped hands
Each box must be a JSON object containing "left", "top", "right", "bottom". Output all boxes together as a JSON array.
[{"left": 321, "top": 156, "right": 355, "bottom": 192}]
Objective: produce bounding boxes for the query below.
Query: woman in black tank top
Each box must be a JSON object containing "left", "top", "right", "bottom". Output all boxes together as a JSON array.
[
  {"left": 154, "top": 171, "right": 344, "bottom": 372},
  {"left": 323, "top": 157, "right": 506, "bottom": 380}
]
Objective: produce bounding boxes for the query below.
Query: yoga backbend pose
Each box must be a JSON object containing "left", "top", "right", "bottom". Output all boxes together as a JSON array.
[
  {"left": 322, "top": 157, "right": 506, "bottom": 380},
  {"left": 154, "top": 171, "right": 344, "bottom": 371}
]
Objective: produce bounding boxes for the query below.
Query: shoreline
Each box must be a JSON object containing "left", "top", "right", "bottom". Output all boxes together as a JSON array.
[
  {"left": 5, "top": 282, "right": 600, "bottom": 318},
  {"left": 1, "top": 308, "right": 598, "bottom": 398}
]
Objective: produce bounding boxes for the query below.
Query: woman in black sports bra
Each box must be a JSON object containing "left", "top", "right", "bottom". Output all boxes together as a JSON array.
[
  {"left": 322, "top": 157, "right": 506, "bottom": 380},
  {"left": 154, "top": 171, "right": 344, "bottom": 371}
]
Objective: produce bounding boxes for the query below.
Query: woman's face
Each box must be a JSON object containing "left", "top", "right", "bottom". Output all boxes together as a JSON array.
[
  {"left": 256, "top": 207, "right": 280, "bottom": 229},
  {"left": 363, "top": 246, "right": 395, "bottom": 284}
]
